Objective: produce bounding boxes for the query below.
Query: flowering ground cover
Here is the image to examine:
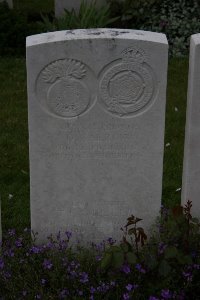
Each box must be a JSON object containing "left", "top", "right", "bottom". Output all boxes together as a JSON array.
[{"left": 0, "top": 201, "right": 199, "bottom": 299}]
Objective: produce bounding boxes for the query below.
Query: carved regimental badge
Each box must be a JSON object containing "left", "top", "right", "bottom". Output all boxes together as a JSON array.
[
  {"left": 99, "top": 47, "right": 157, "bottom": 117},
  {"left": 36, "top": 59, "right": 96, "bottom": 118}
]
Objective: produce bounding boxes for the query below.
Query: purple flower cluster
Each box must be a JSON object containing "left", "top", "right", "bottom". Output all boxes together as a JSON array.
[
  {"left": 158, "top": 242, "right": 167, "bottom": 255},
  {"left": 121, "top": 263, "right": 131, "bottom": 274},
  {"left": 122, "top": 283, "right": 139, "bottom": 299},
  {"left": 59, "top": 288, "right": 69, "bottom": 299},
  {"left": 135, "top": 263, "right": 146, "bottom": 274},
  {"left": 79, "top": 271, "right": 89, "bottom": 283},
  {"left": 42, "top": 259, "right": 53, "bottom": 270},
  {"left": 161, "top": 289, "right": 172, "bottom": 299},
  {"left": 0, "top": 227, "right": 199, "bottom": 299}
]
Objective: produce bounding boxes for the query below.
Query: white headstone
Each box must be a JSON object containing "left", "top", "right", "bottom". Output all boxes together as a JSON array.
[
  {"left": 55, "top": 0, "right": 107, "bottom": 17},
  {"left": 182, "top": 34, "right": 200, "bottom": 217},
  {"left": 26, "top": 29, "right": 168, "bottom": 244},
  {"left": 0, "top": 0, "right": 13, "bottom": 8}
]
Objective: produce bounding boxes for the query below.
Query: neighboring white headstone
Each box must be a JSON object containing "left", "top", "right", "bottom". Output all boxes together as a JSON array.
[
  {"left": 55, "top": 0, "right": 107, "bottom": 17},
  {"left": 0, "top": 0, "right": 13, "bottom": 8},
  {"left": 26, "top": 29, "right": 168, "bottom": 244},
  {"left": 182, "top": 34, "right": 200, "bottom": 217}
]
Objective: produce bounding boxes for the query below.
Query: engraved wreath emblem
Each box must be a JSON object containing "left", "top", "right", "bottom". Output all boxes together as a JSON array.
[
  {"left": 36, "top": 47, "right": 157, "bottom": 119},
  {"left": 36, "top": 58, "right": 93, "bottom": 118},
  {"left": 99, "top": 47, "right": 157, "bottom": 117}
]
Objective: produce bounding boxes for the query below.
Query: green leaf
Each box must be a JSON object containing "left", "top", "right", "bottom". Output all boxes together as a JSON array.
[
  {"left": 164, "top": 246, "right": 178, "bottom": 259},
  {"left": 177, "top": 254, "right": 192, "bottom": 265},
  {"left": 146, "top": 255, "right": 158, "bottom": 270},
  {"left": 100, "top": 253, "right": 112, "bottom": 270},
  {"left": 126, "top": 252, "right": 137, "bottom": 265},
  {"left": 158, "top": 260, "right": 171, "bottom": 277},
  {"left": 120, "top": 243, "right": 129, "bottom": 253},
  {"left": 112, "top": 251, "right": 124, "bottom": 268},
  {"left": 110, "top": 245, "right": 122, "bottom": 252}
]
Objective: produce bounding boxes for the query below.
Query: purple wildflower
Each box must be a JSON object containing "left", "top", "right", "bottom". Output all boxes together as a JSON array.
[
  {"left": 90, "top": 287, "right": 96, "bottom": 293},
  {"left": 121, "top": 264, "right": 131, "bottom": 274},
  {"left": 57, "top": 231, "right": 61, "bottom": 241},
  {"left": 126, "top": 283, "right": 138, "bottom": 292},
  {"left": 59, "top": 289, "right": 69, "bottom": 299},
  {"left": 30, "top": 246, "right": 40, "bottom": 254},
  {"left": 90, "top": 296, "right": 94, "bottom": 300},
  {"left": 92, "top": 241, "right": 105, "bottom": 252},
  {"left": 123, "top": 292, "right": 130, "bottom": 300},
  {"left": 158, "top": 242, "right": 167, "bottom": 255},
  {"left": 149, "top": 297, "right": 159, "bottom": 300},
  {"left": 182, "top": 270, "right": 193, "bottom": 282},
  {"left": 135, "top": 263, "right": 146, "bottom": 274},
  {"left": 95, "top": 255, "right": 102, "bottom": 261},
  {"left": 126, "top": 284, "right": 134, "bottom": 292},
  {"left": 5, "top": 249, "right": 14, "bottom": 257},
  {"left": 110, "top": 281, "right": 116, "bottom": 287},
  {"left": 42, "top": 259, "right": 53, "bottom": 270},
  {"left": 97, "top": 282, "right": 110, "bottom": 293},
  {"left": 161, "top": 289, "right": 172, "bottom": 299},
  {"left": 79, "top": 272, "right": 89, "bottom": 283},
  {"left": 46, "top": 241, "right": 54, "bottom": 249},
  {"left": 41, "top": 278, "right": 47, "bottom": 285},
  {"left": 65, "top": 231, "right": 72, "bottom": 240},
  {"left": 107, "top": 237, "right": 116, "bottom": 245},
  {"left": 193, "top": 264, "right": 200, "bottom": 270},
  {"left": 59, "top": 240, "right": 68, "bottom": 250},
  {"left": 15, "top": 238, "right": 23, "bottom": 248},
  {"left": 3, "top": 271, "right": 11, "bottom": 279},
  {"left": 8, "top": 229, "right": 15, "bottom": 236},
  {"left": 35, "top": 294, "right": 41, "bottom": 299},
  {"left": 22, "top": 290, "right": 27, "bottom": 296},
  {"left": 0, "top": 258, "right": 4, "bottom": 270}
]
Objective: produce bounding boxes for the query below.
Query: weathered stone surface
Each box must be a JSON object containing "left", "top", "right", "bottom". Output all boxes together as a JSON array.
[
  {"left": 0, "top": 0, "right": 13, "bottom": 8},
  {"left": 26, "top": 29, "right": 168, "bottom": 244},
  {"left": 55, "top": 0, "right": 107, "bottom": 17},
  {"left": 182, "top": 34, "right": 200, "bottom": 217}
]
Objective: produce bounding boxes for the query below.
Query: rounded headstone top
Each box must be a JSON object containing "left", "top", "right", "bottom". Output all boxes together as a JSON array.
[{"left": 26, "top": 29, "right": 168, "bottom": 47}]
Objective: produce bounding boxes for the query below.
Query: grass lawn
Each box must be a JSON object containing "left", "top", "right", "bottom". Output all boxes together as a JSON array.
[{"left": 0, "top": 56, "right": 189, "bottom": 233}]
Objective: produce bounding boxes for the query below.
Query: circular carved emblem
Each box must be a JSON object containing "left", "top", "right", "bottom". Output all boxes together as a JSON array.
[
  {"left": 36, "top": 59, "right": 96, "bottom": 118},
  {"left": 99, "top": 47, "right": 157, "bottom": 117}
]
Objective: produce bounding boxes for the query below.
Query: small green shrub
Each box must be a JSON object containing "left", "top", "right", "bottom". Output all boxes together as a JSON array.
[
  {"left": 109, "top": 0, "right": 200, "bottom": 56},
  {"left": 0, "top": 2, "right": 41, "bottom": 56},
  {"left": 143, "top": 0, "right": 200, "bottom": 57},
  {"left": 39, "top": 0, "right": 119, "bottom": 32}
]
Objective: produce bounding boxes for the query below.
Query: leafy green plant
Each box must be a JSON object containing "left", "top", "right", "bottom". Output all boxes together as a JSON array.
[
  {"left": 100, "top": 216, "right": 147, "bottom": 271},
  {"left": 39, "top": 0, "right": 119, "bottom": 32},
  {"left": 108, "top": 0, "right": 200, "bottom": 56}
]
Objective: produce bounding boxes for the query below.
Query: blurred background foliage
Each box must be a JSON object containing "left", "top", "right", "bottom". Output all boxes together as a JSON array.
[{"left": 0, "top": 0, "right": 200, "bottom": 56}]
